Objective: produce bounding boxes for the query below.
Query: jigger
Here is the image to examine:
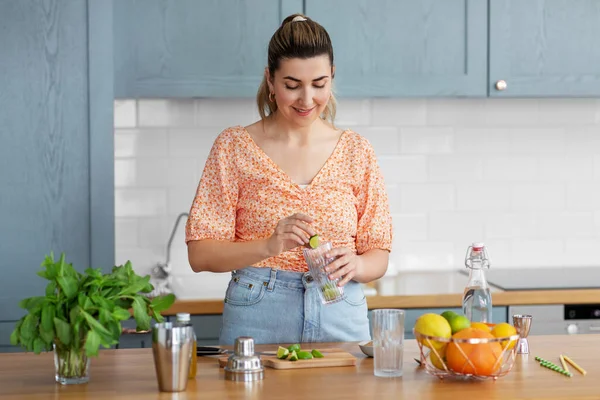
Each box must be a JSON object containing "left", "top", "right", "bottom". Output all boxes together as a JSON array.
[{"left": 513, "top": 314, "right": 533, "bottom": 354}]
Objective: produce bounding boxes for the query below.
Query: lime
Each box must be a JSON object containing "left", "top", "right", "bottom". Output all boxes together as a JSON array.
[
  {"left": 297, "top": 350, "right": 313, "bottom": 360},
  {"left": 276, "top": 346, "right": 289, "bottom": 359},
  {"left": 440, "top": 310, "right": 458, "bottom": 322},
  {"left": 448, "top": 315, "right": 471, "bottom": 334},
  {"left": 289, "top": 350, "right": 299, "bottom": 361},
  {"left": 308, "top": 235, "right": 320, "bottom": 249},
  {"left": 287, "top": 343, "right": 301, "bottom": 353},
  {"left": 311, "top": 349, "right": 324, "bottom": 358}
]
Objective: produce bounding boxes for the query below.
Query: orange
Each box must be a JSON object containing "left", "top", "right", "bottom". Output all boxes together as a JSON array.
[
  {"left": 490, "top": 323, "right": 518, "bottom": 350},
  {"left": 470, "top": 322, "right": 491, "bottom": 332},
  {"left": 446, "top": 328, "right": 503, "bottom": 376}
]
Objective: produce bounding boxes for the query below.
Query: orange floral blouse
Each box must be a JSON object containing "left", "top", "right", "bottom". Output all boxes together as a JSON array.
[{"left": 185, "top": 126, "right": 393, "bottom": 272}]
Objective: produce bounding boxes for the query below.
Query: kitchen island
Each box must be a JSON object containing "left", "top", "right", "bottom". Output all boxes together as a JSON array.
[{"left": 1, "top": 335, "right": 598, "bottom": 399}]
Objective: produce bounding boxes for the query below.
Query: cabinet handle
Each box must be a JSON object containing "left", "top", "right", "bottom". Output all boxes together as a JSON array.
[{"left": 495, "top": 80, "right": 507, "bottom": 91}]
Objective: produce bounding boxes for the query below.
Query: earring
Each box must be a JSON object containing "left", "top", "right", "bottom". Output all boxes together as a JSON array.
[{"left": 269, "top": 92, "right": 275, "bottom": 102}]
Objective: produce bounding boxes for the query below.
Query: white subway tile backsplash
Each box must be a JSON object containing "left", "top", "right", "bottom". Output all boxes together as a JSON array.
[
  {"left": 115, "top": 98, "right": 600, "bottom": 274},
  {"left": 115, "top": 129, "right": 168, "bottom": 157},
  {"left": 400, "top": 127, "right": 454, "bottom": 154},
  {"left": 114, "top": 100, "right": 137, "bottom": 128},
  {"left": 428, "top": 155, "right": 484, "bottom": 182},
  {"left": 115, "top": 189, "right": 168, "bottom": 217},
  {"left": 196, "top": 99, "right": 260, "bottom": 127},
  {"left": 510, "top": 183, "right": 565, "bottom": 211},
  {"left": 371, "top": 99, "right": 427, "bottom": 126},
  {"left": 357, "top": 127, "right": 400, "bottom": 155},
  {"left": 379, "top": 156, "right": 427, "bottom": 183},
  {"left": 483, "top": 156, "right": 538, "bottom": 181},
  {"left": 400, "top": 184, "right": 454, "bottom": 212},
  {"left": 456, "top": 183, "right": 510, "bottom": 211},
  {"left": 536, "top": 212, "right": 595, "bottom": 239},
  {"left": 484, "top": 213, "right": 537, "bottom": 239},
  {"left": 138, "top": 100, "right": 196, "bottom": 127},
  {"left": 334, "top": 99, "right": 371, "bottom": 126}
]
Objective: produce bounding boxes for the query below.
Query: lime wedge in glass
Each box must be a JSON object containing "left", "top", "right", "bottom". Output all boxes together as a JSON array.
[
  {"left": 276, "top": 346, "right": 289, "bottom": 359},
  {"left": 311, "top": 349, "right": 324, "bottom": 358},
  {"left": 308, "top": 235, "right": 320, "bottom": 249}
]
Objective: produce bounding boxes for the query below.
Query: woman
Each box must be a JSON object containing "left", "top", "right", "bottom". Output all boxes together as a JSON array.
[{"left": 185, "top": 14, "right": 393, "bottom": 345}]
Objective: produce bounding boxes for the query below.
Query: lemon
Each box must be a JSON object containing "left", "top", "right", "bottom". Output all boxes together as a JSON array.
[
  {"left": 491, "top": 322, "right": 518, "bottom": 350},
  {"left": 308, "top": 235, "right": 320, "bottom": 249},
  {"left": 449, "top": 315, "right": 471, "bottom": 334},
  {"left": 311, "top": 349, "right": 324, "bottom": 358},
  {"left": 289, "top": 350, "right": 298, "bottom": 361},
  {"left": 470, "top": 322, "right": 491, "bottom": 332},
  {"left": 276, "top": 346, "right": 289, "bottom": 359},
  {"left": 430, "top": 348, "right": 447, "bottom": 370},
  {"left": 414, "top": 313, "right": 451, "bottom": 351},
  {"left": 287, "top": 343, "right": 301, "bottom": 352}
]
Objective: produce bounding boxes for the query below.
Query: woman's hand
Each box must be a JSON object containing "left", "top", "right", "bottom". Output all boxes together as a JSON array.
[
  {"left": 265, "top": 213, "right": 316, "bottom": 257},
  {"left": 323, "top": 247, "right": 364, "bottom": 287}
]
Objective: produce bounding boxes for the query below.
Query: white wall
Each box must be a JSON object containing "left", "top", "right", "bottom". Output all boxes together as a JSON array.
[{"left": 114, "top": 98, "right": 600, "bottom": 298}]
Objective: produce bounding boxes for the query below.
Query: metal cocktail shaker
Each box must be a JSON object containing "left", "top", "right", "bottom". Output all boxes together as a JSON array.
[
  {"left": 513, "top": 314, "right": 533, "bottom": 354},
  {"left": 152, "top": 322, "right": 194, "bottom": 392}
]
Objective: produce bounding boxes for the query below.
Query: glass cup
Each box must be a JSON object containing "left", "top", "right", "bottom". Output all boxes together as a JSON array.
[
  {"left": 302, "top": 241, "right": 346, "bottom": 305},
  {"left": 371, "top": 309, "right": 405, "bottom": 377}
]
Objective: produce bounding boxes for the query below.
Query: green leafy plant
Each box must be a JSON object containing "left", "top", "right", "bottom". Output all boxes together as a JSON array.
[{"left": 10, "top": 252, "right": 175, "bottom": 359}]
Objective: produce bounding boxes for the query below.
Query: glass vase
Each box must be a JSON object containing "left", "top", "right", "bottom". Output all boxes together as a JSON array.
[{"left": 53, "top": 343, "right": 90, "bottom": 385}]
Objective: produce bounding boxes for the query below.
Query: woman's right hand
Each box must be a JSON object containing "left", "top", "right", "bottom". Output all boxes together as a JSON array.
[{"left": 265, "top": 213, "right": 316, "bottom": 256}]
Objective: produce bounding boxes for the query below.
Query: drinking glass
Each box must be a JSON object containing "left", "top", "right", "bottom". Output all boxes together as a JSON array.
[
  {"left": 371, "top": 309, "right": 405, "bottom": 377},
  {"left": 302, "top": 241, "right": 345, "bottom": 305}
]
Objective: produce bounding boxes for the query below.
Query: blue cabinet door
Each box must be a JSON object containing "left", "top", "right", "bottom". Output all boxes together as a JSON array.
[
  {"left": 114, "top": 0, "right": 302, "bottom": 98},
  {"left": 304, "top": 0, "right": 488, "bottom": 97},
  {"left": 490, "top": 0, "right": 600, "bottom": 97},
  {"left": 0, "top": 0, "right": 114, "bottom": 346}
]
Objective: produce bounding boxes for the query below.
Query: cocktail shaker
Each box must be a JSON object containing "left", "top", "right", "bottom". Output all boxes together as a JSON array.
[{"left": 152, "top": 322, "right": 194, "bottom": 392}]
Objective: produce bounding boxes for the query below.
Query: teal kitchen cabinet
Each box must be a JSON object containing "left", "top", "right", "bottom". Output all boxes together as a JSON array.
[
  {"left": 304, "top": 0, "right": 488, "bottom": 97},
  {"left": 489, "top": 0, "right": 600, "bottom": 97},
  {"left": 0, "top": 0, "right": 114, "bottom": 351},
  {"left": 114, "top": 0, "right": 303, "bottom": 98}
]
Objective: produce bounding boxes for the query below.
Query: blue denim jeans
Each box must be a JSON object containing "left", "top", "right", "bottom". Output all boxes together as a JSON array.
[{"left": 218, "top": 267, "right": 371, "bottom": 345}]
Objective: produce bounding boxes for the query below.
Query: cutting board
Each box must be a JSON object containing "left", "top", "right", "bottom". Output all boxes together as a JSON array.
[{"left": 218, "top": 348, "right": 357, "bottom": 370}]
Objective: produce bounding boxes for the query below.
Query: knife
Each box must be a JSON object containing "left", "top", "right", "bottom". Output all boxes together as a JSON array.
[{"left": 196, "top": 346, "right": 276, "bottom": 356}]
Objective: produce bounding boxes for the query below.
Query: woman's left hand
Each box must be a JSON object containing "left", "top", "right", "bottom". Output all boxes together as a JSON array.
[{"left": 323, "top": 247, "right": 363, "bottom": 287}]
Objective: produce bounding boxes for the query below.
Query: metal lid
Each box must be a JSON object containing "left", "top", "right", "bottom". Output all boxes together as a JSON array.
[{"left": 224, "top": 337, "right": 264, "bottom": 382}]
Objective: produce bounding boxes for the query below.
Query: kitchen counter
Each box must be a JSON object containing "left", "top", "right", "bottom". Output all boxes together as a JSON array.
[
  {"left": 1, "top": 335, "right": 598, "bottom": 399},
  {"left": 164, "top": 271, "right": 600, "bottom": 315}
]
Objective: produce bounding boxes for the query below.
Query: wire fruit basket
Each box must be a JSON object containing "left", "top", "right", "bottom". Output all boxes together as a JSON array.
[{"left": 413, "top": 328, "right": 521, "bottom": 381}]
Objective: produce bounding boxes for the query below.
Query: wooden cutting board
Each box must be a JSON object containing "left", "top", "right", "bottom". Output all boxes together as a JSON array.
[{"left": 217, "top": 348, "right": 357, "bottom": 370}]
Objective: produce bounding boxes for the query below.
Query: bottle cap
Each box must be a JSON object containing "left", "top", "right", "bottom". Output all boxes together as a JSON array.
[
  {"left": 472, "top": 242, "right": 485, "bottom": 251},
  {"left": 176, "top": 312, "right": 191, "bottom": 322}
]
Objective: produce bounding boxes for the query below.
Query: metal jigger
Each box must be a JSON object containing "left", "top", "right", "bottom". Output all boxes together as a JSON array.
[{"left": 513, "top": 314, "right": 533, "bottom": 354}]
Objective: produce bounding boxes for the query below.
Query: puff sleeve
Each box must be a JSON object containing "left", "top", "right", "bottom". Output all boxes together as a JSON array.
[
  {"left": 185, "top": 130, "right": 238, "bottom": 243},
  {"left": 355, "top": 142, "right": 393, "bottom": 254}
]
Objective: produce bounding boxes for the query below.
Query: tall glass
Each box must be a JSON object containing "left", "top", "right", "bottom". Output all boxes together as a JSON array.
[
  {"left": 372, "top": 309, "right": 405, "bottom": 377},
  {"left": 302, "top": 242, "right": 345, "bottom": 305}
]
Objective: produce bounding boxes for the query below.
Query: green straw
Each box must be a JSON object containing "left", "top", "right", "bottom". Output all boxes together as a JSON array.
[{"left": 535, "top": 356, "right": 573, "bottom": 377}]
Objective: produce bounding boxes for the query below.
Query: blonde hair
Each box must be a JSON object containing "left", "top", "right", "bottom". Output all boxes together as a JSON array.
[{"left": 257, "top": 14, "right": 337, "bottom": 125}]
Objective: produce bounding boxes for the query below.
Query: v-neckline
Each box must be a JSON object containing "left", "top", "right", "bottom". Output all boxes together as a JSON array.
[{"left": 239, "top": 125, "right": 348, "bottom": 190}]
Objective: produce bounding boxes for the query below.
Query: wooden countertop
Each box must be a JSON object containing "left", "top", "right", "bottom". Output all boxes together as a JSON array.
[
  {"left": 1, "top": 335, "right": 598, "bottom": 399},
  {"left": 164, "top": 289, "right": 600, "bottom": 316}
]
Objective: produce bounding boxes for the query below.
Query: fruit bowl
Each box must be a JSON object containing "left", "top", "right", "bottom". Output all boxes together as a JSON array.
[{"left": 413, "top": 328, "right": 520, "bottom": 381}]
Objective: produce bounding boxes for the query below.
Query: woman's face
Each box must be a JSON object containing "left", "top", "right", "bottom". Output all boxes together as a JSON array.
[{"left": 268, "top": 55, "right": 334, "bottom": 127}]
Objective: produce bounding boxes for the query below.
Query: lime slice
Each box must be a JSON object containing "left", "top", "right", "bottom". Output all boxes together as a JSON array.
[
  {"left": 276, "top": 346, "right": 289, "bottom": 359},
  {"left": 308, "top": 235, "right": 320, "bottom": 249},
  {"left": 297, "top": 350, "right": 313, "bottom": 360},
  {"left": 289, "top": 350, "right": 299, "bottom": 361},
  {"left": 288, "top": 343, "right": 301, "bottom": 352},
  {"left": 311, "top": 349, "right": 324, "bottom": 358}
]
